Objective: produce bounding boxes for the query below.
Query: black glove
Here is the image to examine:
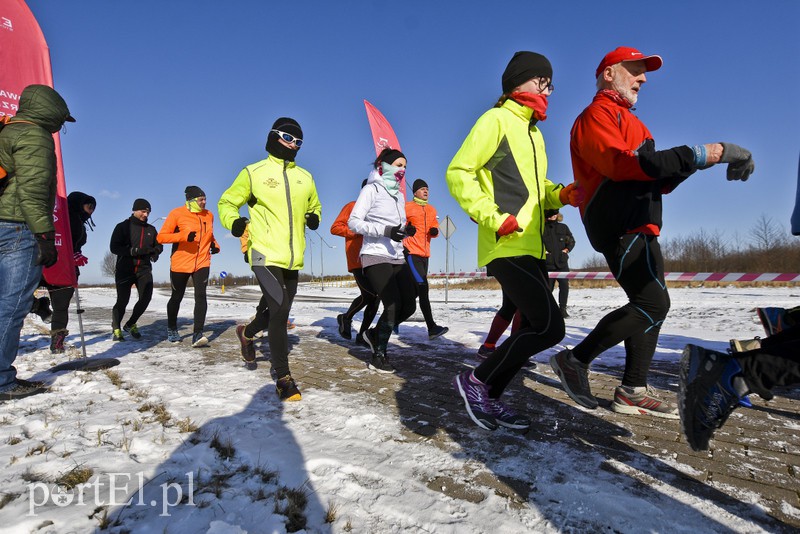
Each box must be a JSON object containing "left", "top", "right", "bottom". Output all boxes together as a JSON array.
[
  {"left": 151, "top": 254, "right": 159, "bottom": 263},
  {"left": 243, "top": 251, "right": 249, "bottom": 264},
  {"left": 719, "top": 142, "right": 755, "bottom": 181},
  {"left": 305, "top": 212, "right": 320, "bottom": 230},
  {"left": 231, "top": 217, "right": 249, "bottom": 238},
  {"left": 210, "top": 242, "right": 220, "bottom": 254},
  {"left": 429, "top": 227, "right": 439, "bottom": 237},
  {"left": 384, "top": 225, "right": 407, "bottom": 242},
  {"left": 131, "top": 246, "right": 156, "bottom": 257},
  {"left": 187, "top": 231, "right": 197, "bottom": 242},
  {"left": 35, "top": 232, "right": 58, "bottom": 267},
  {"left": 404, "top": 224, "right": 416, "bottom": 237}
]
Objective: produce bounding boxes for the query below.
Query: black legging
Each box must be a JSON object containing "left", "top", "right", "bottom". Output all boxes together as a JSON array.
[
  {"left": 112, "top": 270, "right": 154, "bottom": 330},
  {"left": 245, "top": 266, "right": 298, "bottom": 378},
  {"left": 167, "top": 267, "right": 209, "bottom": 333},
  {"left": 363, "top": 262, "right": 416, "bottom": 354},
  {"left": 46, "top": 285, "right": 75, "bottom": 331},
  {"left": 407, "top": 254, "right": 437, "bottom": 330},
  {"left": 573, "top": 233, "right": 670, "bottom": 387},
  {"left": 548, "top": 277, "right": 569, "bottom": 310},
  {"left": 343, "top": 268, "right": 380, "bottom": 334},
  {"left": 474, "top": 255, "right": 564, "bottom": 398}
]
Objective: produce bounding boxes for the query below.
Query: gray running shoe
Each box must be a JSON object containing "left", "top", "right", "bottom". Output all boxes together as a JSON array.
[{"left": 549, "top": 349, "right": 598, "bottom": 409}]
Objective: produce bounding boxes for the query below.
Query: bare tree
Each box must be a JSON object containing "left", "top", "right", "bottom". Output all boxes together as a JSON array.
[
  {"left": 749, "top": 214, "right": 785, "bottom": 251},
  {"left": 102, "top": 252, "right": 116, "bottom": 278}
]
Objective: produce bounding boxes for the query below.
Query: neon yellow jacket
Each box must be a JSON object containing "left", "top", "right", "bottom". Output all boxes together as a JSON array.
[
  {"left": 446, "top": 99, "right": 564, "bottom": 267},
  {"left": 218, "top": 155, "right": 321, "bottom": 270}
]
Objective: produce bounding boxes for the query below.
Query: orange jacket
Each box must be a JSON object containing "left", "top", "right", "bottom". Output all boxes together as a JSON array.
[
  {"left": 403, "top": 199, "right": 439, "bottom": 258},
  {"left": 330, "top": 201, "right": 363, "bottom": 271},
  {"left": 157, "top": 205, "right": 218, "bottom": 273}
]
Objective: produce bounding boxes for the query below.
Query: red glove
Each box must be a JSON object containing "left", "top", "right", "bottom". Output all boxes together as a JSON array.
[
  {"left": 559, "top": 182, "right": 584, "bottom": 207},
  {"left": 73, "top": 252, "right": 89, "bottom": 267},
  {"left": 497, "top": 215, "right": 520, "bottom": 236}
]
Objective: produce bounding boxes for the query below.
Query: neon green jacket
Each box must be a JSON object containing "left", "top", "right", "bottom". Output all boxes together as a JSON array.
[
  {"left": 446, "top": 99, "right": 565, "bottom": 267},
  {"left": 218, "top": 155, "right": 321, "bottom": 270}
]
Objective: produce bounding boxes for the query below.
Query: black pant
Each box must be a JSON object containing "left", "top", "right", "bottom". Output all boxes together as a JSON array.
[
  {"left": 407, "top": 254, "right": 438, "bottom": 330},
  {"left": 343, "top": 268, "right": 380, "bottom": 334},
  {"left": 245, "top": 266, "right": 298, "bottom": 378},
  {"left": 112, "top": 270, "right": 154, "bottom": 330},
  {"left": 167, "top": 267, "right": 209, "bottom": 333},
  {"left": 573, "top": 233, "right": 670, "bottom": 387},
  {"left": 363, "top": 262, "right": 417, "bottom": 354},
  {"left": 548, "top": 277, "right": 569, "bottom": 310},
  {"left": 737, "top": 325, "right": 800, "bottom": 398},
  {"left": 474, "top": 256, "right": 564, "bottom": 398},
  {"left": 45, "top": 285, "right": 75, "bottom": 331}
]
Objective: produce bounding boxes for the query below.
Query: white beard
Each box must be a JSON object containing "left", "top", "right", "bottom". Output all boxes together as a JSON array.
[{"left": 611, "top": 78, "right": 638, "bottom": 106}]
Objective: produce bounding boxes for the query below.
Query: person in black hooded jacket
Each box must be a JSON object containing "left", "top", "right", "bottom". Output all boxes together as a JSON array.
[
  {"left": 542, "top": 209, "right": 575, "bottom": 318},
  {"left": 109, "top": 198, "right": 162, "bottom": 340}
]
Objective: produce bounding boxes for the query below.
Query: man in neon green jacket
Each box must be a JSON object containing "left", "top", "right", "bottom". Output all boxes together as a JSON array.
[
  {"left": 447, "top": 51, "right": 581, "bottom": 432},
  {"left": 218, "top": 117, "right": 321, "bottom": 401}
]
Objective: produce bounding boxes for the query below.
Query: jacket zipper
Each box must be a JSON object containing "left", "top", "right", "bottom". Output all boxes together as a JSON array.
[
  {"left": 528, "top": 127, "right": 546, "bottom": 260},
  {"left": 284, "top": 161, "right": 295, "bottom": 269}
]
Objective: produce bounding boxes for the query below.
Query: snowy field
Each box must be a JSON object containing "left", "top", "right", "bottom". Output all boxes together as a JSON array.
[{"left": 1, "top": 284, "right": 798, "bottom": 533}]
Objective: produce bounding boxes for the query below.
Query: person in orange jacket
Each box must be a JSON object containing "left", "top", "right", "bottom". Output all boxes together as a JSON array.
[
  {"left": 331, "top": 179, "right": 379, "bottom": 346},
  {"left": 404, "top": 179, "right": 448, "bottom": 339},
  {"left": 157, "top": 185, "right": 219, "bottom": 347}
]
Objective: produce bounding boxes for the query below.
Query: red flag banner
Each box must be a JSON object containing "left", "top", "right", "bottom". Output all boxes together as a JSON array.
[
  {"left": 364, "top": 100, "right": 406, "bottom": 200},
  {"left": 0, "top": 0, "right": 75, "bottom": 286}
]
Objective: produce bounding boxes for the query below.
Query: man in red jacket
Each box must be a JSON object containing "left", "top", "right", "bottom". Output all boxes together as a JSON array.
[
  {"left": 405, "top": 179, "right": 448, "bottom": 339},
  {"left": 550, "top": 46, "right": 755, "bottom": 418}
]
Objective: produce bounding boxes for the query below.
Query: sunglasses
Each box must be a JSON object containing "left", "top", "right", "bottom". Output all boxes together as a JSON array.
[{"left": 272, "top": 129, "right": 303, "bottom": 147}]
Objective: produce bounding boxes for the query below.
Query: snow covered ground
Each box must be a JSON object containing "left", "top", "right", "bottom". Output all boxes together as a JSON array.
[{"left": 1, "top": 284, "right": 798, "bottom": 533}]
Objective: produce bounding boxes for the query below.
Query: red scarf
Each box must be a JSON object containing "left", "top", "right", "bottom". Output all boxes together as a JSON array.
[
  {"left": 598, "top": 89, "right": 633, "bottom": 109},
  {"left": 509, "top": 92, "right": 548, "bottom": 121}
]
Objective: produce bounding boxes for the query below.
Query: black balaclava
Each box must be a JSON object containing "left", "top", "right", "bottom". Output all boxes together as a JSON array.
[{"left": 266, "top": 117, "right": 303, "bottom": 162}]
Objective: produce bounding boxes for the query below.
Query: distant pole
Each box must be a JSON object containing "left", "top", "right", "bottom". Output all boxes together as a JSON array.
[
  {"left": 320, "top": 238, "right": 324, "bottom": 291},
  {"left": 445, "top": 235, "right": 450, "bottom": 303}
]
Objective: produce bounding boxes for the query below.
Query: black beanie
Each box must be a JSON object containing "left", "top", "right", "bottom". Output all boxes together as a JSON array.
[
  {"left": 132, "top": 198, "right": 151, "bottom": 211},
  {"left": 544, "top": 209, "right": 559, "bottom": 218},
  {"left": 377, "top": 148, "right": 406, "bottom": 167},
  {"left": 412, "top": 179, "right": 428, "bottom": 193},
  {"left": 501, "top": 51, "right": 553, "bottom": 94},
  {"left": 185, "top": 185, "right": 206, "bottom": 201},
  {"left": 266, "top": 117, "right": 303, "bottom": 161}
]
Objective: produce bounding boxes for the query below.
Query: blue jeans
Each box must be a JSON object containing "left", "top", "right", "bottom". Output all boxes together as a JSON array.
[{"left": 0, "top": 221, "right": 42, "bottom": 390}]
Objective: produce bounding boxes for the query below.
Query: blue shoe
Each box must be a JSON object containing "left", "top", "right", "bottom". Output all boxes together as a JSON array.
[
  {"left": 452, "top": 371, "right": 498, "bottom": 431},
  {"left": 757, "top": 307, "right": 787, "bottom": 337},
  {"left": 679, "top": 345, "right": 751, "bottom": 451},
  {"left": 166, "top": 329, "right": 181, "bottom": 343}
]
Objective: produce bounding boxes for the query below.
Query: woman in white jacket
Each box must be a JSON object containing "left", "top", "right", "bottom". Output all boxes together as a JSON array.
[{"left": 348, "top": 148, "right": 417, "bottom": 373}]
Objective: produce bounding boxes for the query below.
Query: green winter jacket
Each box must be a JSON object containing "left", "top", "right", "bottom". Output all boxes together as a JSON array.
[
  {"left": 0, "top": 85, "right": 74, "bottom": 234},
  {"left": 218, "top": 155, "right": 321, "bottom": 270},
  {"left": 446, "top": 98, "right": 564, "bottom": 267}
]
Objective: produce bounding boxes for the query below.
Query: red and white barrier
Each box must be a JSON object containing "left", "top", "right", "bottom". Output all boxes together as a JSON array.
[{"left": 428, "top": 272, "right": 800, "bottom": 282}]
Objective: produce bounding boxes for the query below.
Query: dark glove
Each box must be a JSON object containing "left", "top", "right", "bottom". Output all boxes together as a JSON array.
[
  {"left": 73, "top": 252, "right": 89, "bottom": 267},
  {"left": 384, "top": 224, "right": 407, "bottom": 242},
  {"left": 719, "top": 142, "right": 754, "bottom": 181},
  {"left": 187, "top": 231, "right": 197, "bottom": 242},
  {"left": 243, "top": 251, "right": 249, "bottom": 264},
  {"left": 305, "top": 212, "right": 320, "bottom": 230},
  {"left": 131, "top": 246, "right": 156, "bottom": 257},
  {"left": 404, "top": 223, "right": 416, "bottom": 237},
  {"left": 231, "top": 217, "right": 249, "bottom": 238},
  {"left": 210, "top": 242, "right": 220, "bottom": 254},
  {"left": 428, "top": 227, "right": 439, "bottom": 237},
  {"left": 35, "top": 232, "right": 58, "bottom": 268},
  {"left": 151, "top": 254, "right": 159, "bottom": 263}
]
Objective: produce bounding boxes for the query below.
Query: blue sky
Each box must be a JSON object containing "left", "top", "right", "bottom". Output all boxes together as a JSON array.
[{"left": 25, "top": 0, "right": 800, "bottom": 283}]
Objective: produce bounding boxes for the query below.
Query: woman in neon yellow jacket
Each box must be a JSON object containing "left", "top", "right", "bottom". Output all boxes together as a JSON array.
[
  {"left": 218, "top": 117, "right": 321, "bottom": 402},
  {"left": 447, "top": 51, "right": 580, "bottom": 432}
]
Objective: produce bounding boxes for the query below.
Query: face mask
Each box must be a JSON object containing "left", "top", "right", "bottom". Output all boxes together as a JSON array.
[
  {"left": 509, "top": 91, "right": 549, "bottom": 121},
  {"left": 186, "top": 199, "right": 203, "bottom": 213},
  {"left": 265, "top": 132, "right": 299, "bottom": 161},
  {"left": 380, "top": 162, "right": 405, "bottom": 195}
]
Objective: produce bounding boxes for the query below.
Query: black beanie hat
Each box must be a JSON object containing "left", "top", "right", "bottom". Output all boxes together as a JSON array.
[
  {"left": 502, "top": 51, "right": 553, "bottom": 94},
  {"left": 412, "top": 179, "right": 429, "bottom": 193},
  {"left": 377, "top": 148, "right": 406, "bottom": 168},
  {"left": 544, "top": 209, "right": 559, "bottom": 218},
  {"left": 185, "top": 185, "right": 206, "bottom": 201},
  {"left": 132, "top": 198, "right": 151, "bottom": 211},
  {"left": 266, "top": 117, "right": 303, "bottom": 161}
]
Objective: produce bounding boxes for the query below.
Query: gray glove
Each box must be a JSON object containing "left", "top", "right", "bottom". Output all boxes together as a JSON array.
[
  {"left": 383, "top": 225, "right": 407, "bottom": 242},
  {"left": 719, "top": 143, "right": 755, "bottom": 181}
]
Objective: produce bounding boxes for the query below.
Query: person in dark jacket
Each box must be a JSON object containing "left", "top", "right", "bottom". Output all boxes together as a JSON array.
[
  {"left": 44, "top": 191, "right": 96, "bottom": 353},
  {"left": 542, "top": 209, "right": 575, "bottom": 318},
  {"left": 109, "top": 198, "right": 162, "bottom": 340},
  {"left": 0, "top": 84, "right": 75, "bottom": 400}
]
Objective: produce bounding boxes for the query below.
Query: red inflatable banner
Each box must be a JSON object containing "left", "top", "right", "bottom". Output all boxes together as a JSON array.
[
  {"left": 0, "top": 0, "right": 75, "bottom": 286},
  {"left": 364, "top": 99, "right": 406, "bottom": 200}
]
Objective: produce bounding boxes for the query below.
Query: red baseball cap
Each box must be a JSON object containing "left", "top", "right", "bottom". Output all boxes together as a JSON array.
[{"left": 595, "top": 46, "right": 663, "bottom": 78}]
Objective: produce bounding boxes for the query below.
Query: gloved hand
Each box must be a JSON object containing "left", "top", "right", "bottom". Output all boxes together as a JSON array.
[
  {"left": 559, "top": 182, "right": 584, "bottom": 207},
  {"left": 497, "top": 215, "right": 520, "bottom": 237},
  {"left": 429, "top": 227, "right": 439, "bottom": 237},
  {"left": 243, "top": 251, "right": 249, "bottom": 264},
  {"left": 73, "top": 252, "right": 89, "bottom": 267},
  {"left": 719, "top": 142, "right": 755, "bottom": 181},
  {"left": 151, "top": 253, "right": 160, "bottom": 263},
  {"left": 384, "top": 225, "right": 407, "bottom": 242},
  {"left": 305, "top": 212, "right": 320, "bottom": 230},
  {"left": 35, "top": 232, "right": 58, "bottom": 267},
  {"left": 187, "top": 231, "right": 197, "bottom": 242},
  {"left": 131, "top": 246, "right": 155, "bottom": 257},
  {"left": 210, "top": 242, "right": 220, "bottom": 254},
  {"left": 231, "top": 217, "right": 249, "bottom": 238},
  {"left": 404, "top": 223, "right": 416, "bottom": 237}
]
